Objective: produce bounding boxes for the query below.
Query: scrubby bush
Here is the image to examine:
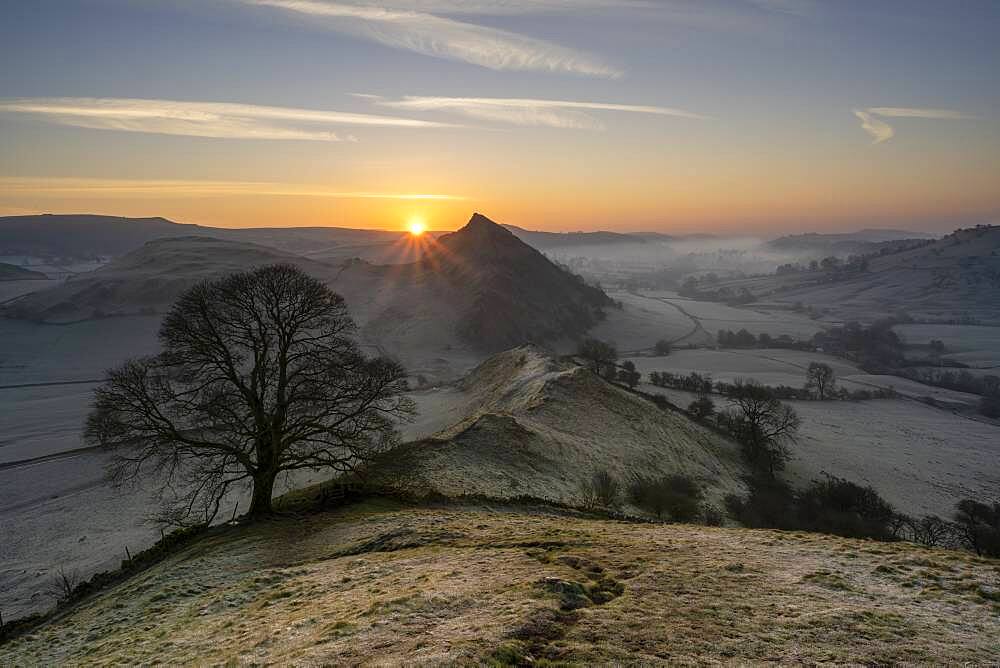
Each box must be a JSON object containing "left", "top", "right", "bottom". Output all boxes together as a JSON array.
[
  {"left": 654, "top": 339, "right": 672, "bottom": 356},
  {"left": 687, "top": 395, "right": 715, "bottom": 421},
  {"left": 725, "top": 476, "right": 799, "bottom": 531},
  {"left": 954, "top": 499, "right": 1000, "bottom": 557},
  {"left": 628, "top": 474, "right": 703, "bottom": 522},
  {"left": 580, "top": 469, "right": 621, "bottom": 509},
  {"left": 617, "top": 360, "right": 641, "bottom": 388},
  {"left": 796, "top": 476, "right": 900, "bottom": 541},
  {"left": 726, "top": 475, "right": 902, "bottom": 542}
]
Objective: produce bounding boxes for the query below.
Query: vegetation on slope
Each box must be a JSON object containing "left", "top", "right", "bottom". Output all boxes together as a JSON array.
[{"left": 2, "top": 500, "right": 997, "bottom": 665}]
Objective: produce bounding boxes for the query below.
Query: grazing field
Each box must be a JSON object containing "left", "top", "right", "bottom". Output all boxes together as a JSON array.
[
  {"left": 628, "top": 348, "right": 985, "bottom": 409},
  {"left": 895, "top": 323, "right": 1000, "bottom": 368},
  {"left": 0, "top": 279, "right": 57, "bottom": 304},
  {"left": 644, "top": 385, "right": 999, "bottom": 519},
  {"left": 581, "top": 291, "right": 703, "bottom": 351},
  {"left": 638, "top": 291, "right": 829, "bottom": 340},
  {"left": 3, "top": 502, "right": 998, "bottom": 666},
  {"left": 0, "top": 385, "right": 461, "bottom": 622}
]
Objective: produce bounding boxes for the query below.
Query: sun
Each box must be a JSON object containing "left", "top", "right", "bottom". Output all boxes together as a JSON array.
[{"left": 407, "top": 217, "right": 427, "bottom": 236}]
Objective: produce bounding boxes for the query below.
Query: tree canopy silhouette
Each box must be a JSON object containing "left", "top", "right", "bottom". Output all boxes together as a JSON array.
[{"left": 85, "top": 264, "right": 413, "bottom": 522}]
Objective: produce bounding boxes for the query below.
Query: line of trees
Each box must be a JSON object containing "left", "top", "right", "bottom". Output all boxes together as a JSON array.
[{"left": 647, "top": 368, "right": 894, "bottom": 402}]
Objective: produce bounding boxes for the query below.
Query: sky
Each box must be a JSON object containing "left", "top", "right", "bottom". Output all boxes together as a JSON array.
[{"left": 1, "top": 0, "right": 998, "bottom": 234}]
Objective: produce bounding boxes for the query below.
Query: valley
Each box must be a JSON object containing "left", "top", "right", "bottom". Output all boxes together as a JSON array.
[{"left": 1, "top": 212, "right": 998, "bottom": 658}]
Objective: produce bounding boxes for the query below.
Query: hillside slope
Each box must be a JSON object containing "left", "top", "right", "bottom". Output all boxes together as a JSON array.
[
  {"left": 1, "top": 236, "right": 337, "bottom": 322},
  {"left": 2, "top": 502, "right": 997, "bottom": 665},
  {"left": 426, "top": 214, "right": 613, "bottom": 351},
  {"left": 379, "top": 347, "right": 747, "bottom": 509},
  {"left": 789, "top": 225, "right": 1000, "bottom": 319},
  {"left": 0, "top": 214, "right": 426, "bottom": 263},
  {"left": 0, "top": 263, "right": 46, "bottom": 280}
]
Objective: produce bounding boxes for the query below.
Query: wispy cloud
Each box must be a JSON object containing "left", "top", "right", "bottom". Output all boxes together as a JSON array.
[
  {"left": 0, "top": 97, "right": 453, "bottom": 141},
  {"left": 0, "top": 177, "right": 467, "bottom": 200},
  {"left": 238, "top": 0, "right": 620, "bottom": 77},
  {"left": 744, "top": 0, "right": 817, "bottom": 17},
  {"left": 853, "top": 106, "right": 976, "bottom": 144},
  {"left": 364, "top": 95, "right": 705, "bottom": 129},
  {"left": 853, "top": 110, "right": 895, "bottom": 144},
  {"left": 313, "top": 1, "right": 643, "bottom": 14}
]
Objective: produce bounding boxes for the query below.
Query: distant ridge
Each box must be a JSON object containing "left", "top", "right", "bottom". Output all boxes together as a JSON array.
[{"left": 502, "top": 223, "right": 645, "bottom": 250}]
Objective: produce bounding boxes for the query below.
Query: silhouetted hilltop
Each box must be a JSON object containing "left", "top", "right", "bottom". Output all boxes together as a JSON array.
[{"left": 428, "top": 214, "right": 613, "bottom": 351}]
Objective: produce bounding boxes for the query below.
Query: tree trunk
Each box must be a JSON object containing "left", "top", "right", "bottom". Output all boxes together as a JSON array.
[{"left": 248, "top": 470, "right": 277, "bottom": 517}]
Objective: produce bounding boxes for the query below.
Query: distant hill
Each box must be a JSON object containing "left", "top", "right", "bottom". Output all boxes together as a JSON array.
[
  {"left": 0, "top": 262, "right": 47, "bottom": 280},
  {"left": 3, "top": 213, "right": 616, "bottom": 371},
  {"left": 1, "top": 236, "right": 333, "bottom": 322},
  {"left": 0, "top": 214, "right": 199, "bottom": 258},
  {"left": 503, "top": 224, "right": 647, "bottom": 250},
  {"left": 763, "top": 224, "right": 1000, "bottom": 320},
  {"left": 0, "top": 214, "right": 425, "bottom": 264},
  {"left": 769, "top": 228, "right": 937, "bottom": 256},
  {"left": 429, "top": 214, "right": 613, "bottom": 351}
]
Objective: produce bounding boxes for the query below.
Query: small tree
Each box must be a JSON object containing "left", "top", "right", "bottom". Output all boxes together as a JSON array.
[
  {"left": 85, "top": 265, "right": 414, "bottom": 523},
  {"left": 617, "top": 360, "right": 641, "bottom": 388},
  {"left": 654, "top": 339, "right": 672, "bottom": 356},
  {"left": 688, "top": 395, "right": 715, "bottom": 421},
  {"left": 724, "top": 379, "right": 800, "bottom": 476},
  {"left": 577, "top": 338, "right": 617, "bottom": 376},
  {"left": 805, "top": 362, "right": 836, "bottom": 400}
]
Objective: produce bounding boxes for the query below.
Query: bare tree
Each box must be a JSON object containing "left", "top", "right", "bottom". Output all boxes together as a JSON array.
[
  {"left": 48, "top": 566, "right": 80, "bottom": 604},
  {"left": 577, "top": 338, "right": 617, "bottom": 376},
  {"left": 85, "top": 265, "right": 414, "bottom": 523},
  {"left": 805, "top": 362, "right": 836, "bottom": 400},
  {"left": 723, "top": 379, "right": 800, "bottom": 476}
]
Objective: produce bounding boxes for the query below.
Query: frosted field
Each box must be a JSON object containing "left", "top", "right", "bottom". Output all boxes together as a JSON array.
[
  {"left": 894, "top": 323, "right": 1000, "bottom": 368},
  {"left": 0, "top": 316, "right": 161, "bottom": 386},
  {"left": 582, "top": 290, "right": 708, "bottom": 352},
  {"left": 625, "top": 348, "right": 983, "bottom": 409},
  {"left": 644, "top": 386, "right": 1000, "bottom": 519},
  {"left": 0, "top": 379, "right": 464, "bottom": 621},
  {"left": 638, "top": 290, "right": 828, "bottom": 340},
  {"left": 0, "top": 279, "right": 57, "bottom": 304}
]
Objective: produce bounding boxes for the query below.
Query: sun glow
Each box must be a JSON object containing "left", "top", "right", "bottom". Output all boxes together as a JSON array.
[{"left": 407, "top": 217, "right": 427, "bottom": 236}]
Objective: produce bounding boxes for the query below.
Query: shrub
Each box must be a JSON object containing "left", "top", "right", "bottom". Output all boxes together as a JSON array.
[
  {"left": 617, "top": 360, "right": 641, "bottom": 388},
  {"left": 687, "top": 395, "right": 715, "bottom": 421},
  {"left": 797, "top": 476, "right": 899, "bottom": 541},
  {"left": 628, "top": 474, "right": 703, "bottom": 522},
  {"left": 580, "top": 469, "right": 621, "bottom": 509},
  {"left": 954, "top": 499, "right": 1000, "bottom": 557},
  {"left": 654, "top": 340, "right": 672, "bottom": 355},
  {"left": 725, "top": 476, "right": 798, "bottom": 530}
]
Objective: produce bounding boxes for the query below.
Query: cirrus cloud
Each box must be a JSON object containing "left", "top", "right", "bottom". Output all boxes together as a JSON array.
[
  {"left": 853, "top": 106, "right": 976, "bottom": 144},
  {"left": 238, "top": 0, "right": 621, "bottom": 77},
  {"left": 0, "top": 97, "right": 454, "bottom": 141},
  {"left": 364, "top": 94, "right": 706, "bottom": 129}
]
